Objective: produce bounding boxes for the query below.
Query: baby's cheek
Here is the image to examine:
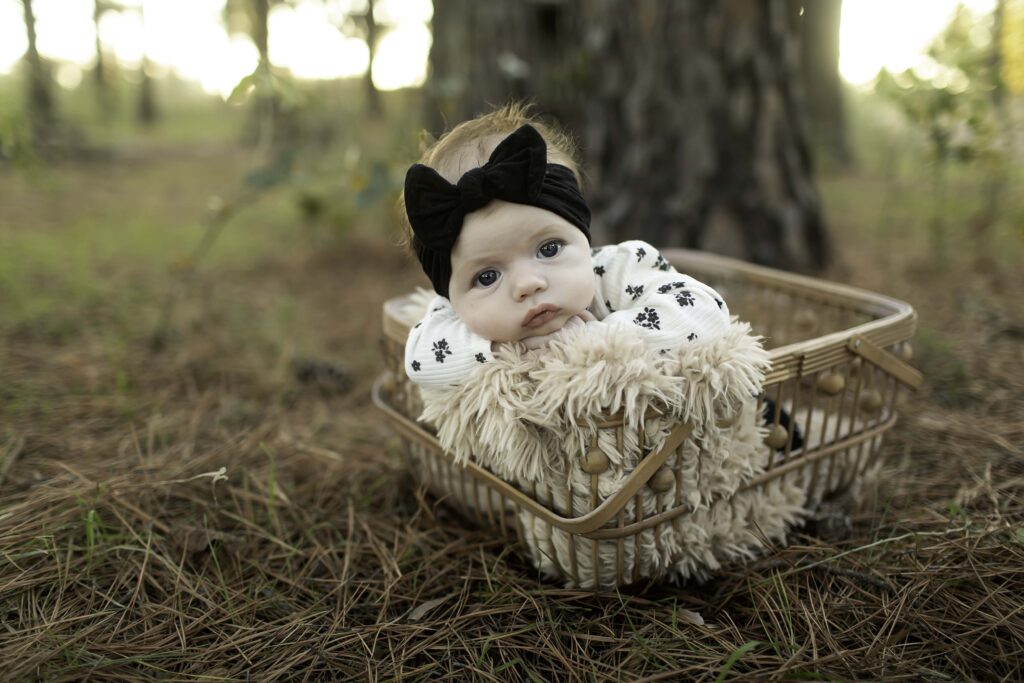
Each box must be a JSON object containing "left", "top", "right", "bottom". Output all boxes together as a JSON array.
[
  {"left": 574, "top": 268, "right": 597, "bottom": 309},
  {"left": 464, "top": 309, "right": 517, "bottom": 343}
]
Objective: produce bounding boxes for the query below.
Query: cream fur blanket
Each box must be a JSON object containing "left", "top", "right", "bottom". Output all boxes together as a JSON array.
[{"left": 414, "top": 317, "right": 811, "bottom": 589}]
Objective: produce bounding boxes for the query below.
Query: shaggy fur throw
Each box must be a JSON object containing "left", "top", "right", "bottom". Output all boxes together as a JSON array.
[{"left": 412, "top": 315, "right": 814, "bottom": 588}]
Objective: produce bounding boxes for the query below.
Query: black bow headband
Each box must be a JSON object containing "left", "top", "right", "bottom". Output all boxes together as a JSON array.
[{"left": 404, "top": 124, "right": 591, "bottom": 298}]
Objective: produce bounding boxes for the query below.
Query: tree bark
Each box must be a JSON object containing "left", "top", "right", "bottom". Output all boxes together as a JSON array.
[
  {"left": 425, "top": 0, "right": 568, "bottom": 136},
  {"left": 427, "top": 0, "right": 830, "bottom": 272},
  {"left": 581, "top": 0, "right": 830, "bottom": 270}
]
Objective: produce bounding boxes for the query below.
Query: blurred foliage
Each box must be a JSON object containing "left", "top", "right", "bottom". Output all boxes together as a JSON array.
[
  {"left": 874, "top": 5, "right": 1003, "bottom": 165},
  {"left": 1004, "top": 0, "right": 1024, "bottom": 94},
  {"left": 872, "top": 4, "right": 1018, "bottom": 261},
  {"left": 818, "top": 84, "right": 1024, "bottom": 276},
  {"left": 335, "top": 0, "right": 383, "bottom": 43},
  {"left": 0, "top": 101, "right": 37, "bottom": 169},
  {"left": 229, "top": 62, "right": 305, "bottom": 112},
  {"left": 225, "top": 67, "right": 407, "bottom": 246}
]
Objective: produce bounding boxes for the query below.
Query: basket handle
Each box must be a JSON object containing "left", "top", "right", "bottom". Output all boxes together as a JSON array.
[
  {"left": 848, "top": 335, "right": 922, "bottom": 390},
  {"left": 371, "top": 374, "right": 694, "bottom": 535}
]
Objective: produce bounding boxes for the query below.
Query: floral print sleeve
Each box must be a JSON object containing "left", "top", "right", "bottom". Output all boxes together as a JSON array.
[
  {"left": 590, "top": 240, "right": 730, "bottom": 350},
  {"left": 405, "top": 296, "right": 494, "bottom": 389}
]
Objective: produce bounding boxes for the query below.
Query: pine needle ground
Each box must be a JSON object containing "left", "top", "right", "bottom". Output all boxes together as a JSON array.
[{"left": 1, "top": 147, "right": 1022, "bottom": 681}]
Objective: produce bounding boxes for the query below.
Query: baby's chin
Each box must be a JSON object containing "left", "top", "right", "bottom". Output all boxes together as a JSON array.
[
  {"left": 466, "top": 306, "right": 590, "bottom": 343},
  {"left": 513, "top": 310, "right": 584, "bottom": 342}
]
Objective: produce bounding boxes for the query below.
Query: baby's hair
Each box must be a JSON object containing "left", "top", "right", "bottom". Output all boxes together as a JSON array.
[{"left": 398, "top": 102, "right": 583, "bottom": 245}]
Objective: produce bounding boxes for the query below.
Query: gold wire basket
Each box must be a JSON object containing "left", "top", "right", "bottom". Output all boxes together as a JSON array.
[{"left": 373, "top": 249, "right": 921, "bottom": 586}]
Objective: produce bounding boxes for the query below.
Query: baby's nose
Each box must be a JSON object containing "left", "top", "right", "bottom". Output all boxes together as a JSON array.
[{"left": 514, "top": 271, "right": 547, "bottom": 300}]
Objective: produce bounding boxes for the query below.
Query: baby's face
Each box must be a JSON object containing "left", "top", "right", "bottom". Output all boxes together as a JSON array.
[{"left": 448, "top": 201, "right": 595, "bottom": 343}]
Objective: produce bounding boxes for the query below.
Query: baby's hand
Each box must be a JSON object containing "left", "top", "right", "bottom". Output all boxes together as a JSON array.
[{"left": 519, "top": 312, "right": 593, "bottom": 351}]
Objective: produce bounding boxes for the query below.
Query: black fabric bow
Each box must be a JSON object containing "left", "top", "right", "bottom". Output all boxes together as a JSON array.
[{"left": 404, "top": 124, "right": 591, "bottom": 298}]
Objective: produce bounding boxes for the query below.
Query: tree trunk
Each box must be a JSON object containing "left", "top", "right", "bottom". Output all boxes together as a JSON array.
[
  {"left": 92, "top": 0, "right": 114, "bottom": 116},
  {"left": 363, "top": 0, "right": 383, "bottom": 118},
  {"left": 250, "top": 0, "right": 280, "bottom": 146},
  {"left": 136, "top": 4, "right": 157, "bottom": 125},
  {"left": 427, "top": 0, "right": 830, "bottom": 272},
  {"left": 253, "top": 0, "right": 269, "bottom": 66},
  {"left": 993, "top": 0, "right": 1007, "bottom": 107},
  {"left": 137, "top": 58, "right": 157, "bottom": 125},
  {"left": 792, "top": 0, "right": 852, "bottom": 169},
  {"left": 581, "top": 0, "right": 830, "bottom": 270},
  {"left": 425, "top": 0, "right": 567, "bottom": 136},
  {"left": 971, "top": 0, "right": 1008, "bottom": 261},
  {"left": 21, "top": 0, "right": 58, "bottom": 146}
]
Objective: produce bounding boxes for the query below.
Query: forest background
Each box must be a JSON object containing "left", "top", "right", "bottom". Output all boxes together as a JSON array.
[{"left": 1, "top": 0, "right": 1023, "bottom": 679}]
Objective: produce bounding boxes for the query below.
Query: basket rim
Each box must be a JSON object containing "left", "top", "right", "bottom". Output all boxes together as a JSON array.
[{"left": 664, "top": 249, "right": 916, "bottom": 382}]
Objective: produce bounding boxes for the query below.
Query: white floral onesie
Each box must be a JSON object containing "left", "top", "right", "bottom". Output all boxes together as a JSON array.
[{"left": 405, "top": 241, "right": 731, "bottom": 389}]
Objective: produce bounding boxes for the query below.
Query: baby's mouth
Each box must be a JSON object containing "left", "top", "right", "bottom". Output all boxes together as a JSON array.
[{"left": 522, "top": 304, "right": 561, "bottom": 329}]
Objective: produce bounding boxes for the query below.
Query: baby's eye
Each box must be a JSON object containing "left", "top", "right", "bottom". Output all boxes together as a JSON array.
[
  {"left": 538, "top": 240, "right": 563, "bottom": 258},
  {"left": 475, "top": 269, "right": 499, "bottom": 287}
]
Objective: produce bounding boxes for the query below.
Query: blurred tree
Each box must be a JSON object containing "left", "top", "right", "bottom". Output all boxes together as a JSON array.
[
  {"left": 137, "top": 57, "right": 157, "bottom": 125},
  {"left": 20, "top": 0, "right": 58, "bottom": 148},
  {"left": 137, "top": 2, "right": 158, "bottom": 125},
  {"left": 253, "top": 0, "right": 271, "bottom": 72},
  {"left": 979, "top": 0, "right": 1009, "bottom": 258},
  {"left": 92, "top": 0, "right": 115, "bottom": 116},
  {"left": 790, "top": 0, "right": 852, "bottom": 168},
  {"left": 252, "top": 0, "right": 276, "bottom": 141},
  {"left": 329, "top": 0, "right": 388, "bottom": 117},
  {"left": 361, "top": 0, "right": 381, "bottom": 117},
  {"left": 427, "top": 0, "right": 830, "bottom": 272},
  {"left": 352, "top": 0, "right": 383, "bottom": 117},
  {"left": 993, "top": 0, "right": 1007, "bottom": 105},
  {"left": 91, "top": 0, "right": 158, "bottom": 124},
  {"left": 225, "top": 0, "right": 300, "bottom": 147}
]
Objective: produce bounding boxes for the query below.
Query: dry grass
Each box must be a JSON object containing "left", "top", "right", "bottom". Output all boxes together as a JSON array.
[{"left": 1, "top": 147, "right": 1023, "bottom": 681}]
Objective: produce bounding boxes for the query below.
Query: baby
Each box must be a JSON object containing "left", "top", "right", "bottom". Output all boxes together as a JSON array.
[{"left": 402, "top": 105, "right": 731, "bottom": 389}]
